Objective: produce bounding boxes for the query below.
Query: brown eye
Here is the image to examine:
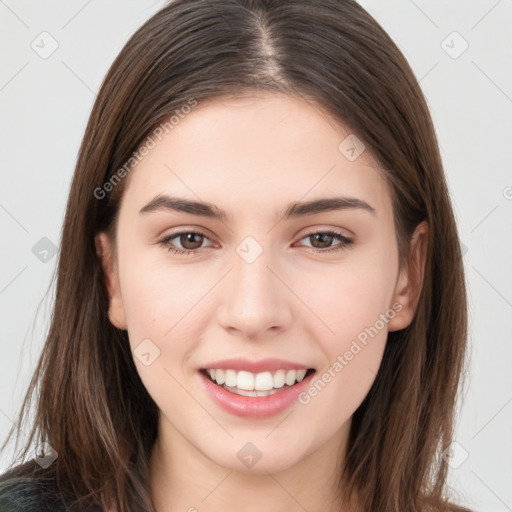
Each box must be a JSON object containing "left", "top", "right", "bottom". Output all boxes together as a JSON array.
[
  {"left": 309, "top": 232, "right": 335, "bottom": 249},
  {"left": 298, "top": 230, "right": 354, "bottom": 253},
  {"left": 159, "top": 231, "right": 212, "bottom": 255},
  {"left": 178, "top": 232, "right": 204, "bottom": 250}
]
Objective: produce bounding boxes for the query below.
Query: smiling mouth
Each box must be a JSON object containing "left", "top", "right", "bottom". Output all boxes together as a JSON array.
[{"left": 200, "top": 368, "right": 316, "bottom": 397}]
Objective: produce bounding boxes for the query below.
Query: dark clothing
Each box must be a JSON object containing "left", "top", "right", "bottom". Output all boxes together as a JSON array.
[
  {"left": 0, "top": 476, "right": 66, "bottom": 511},
  {"left": 0, "top": 463, "right": 85, "bottom": 512}
]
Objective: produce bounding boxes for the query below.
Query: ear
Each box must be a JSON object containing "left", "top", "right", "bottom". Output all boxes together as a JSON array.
[
  {"left": 94, "top": 232, "right": 127, "bottom": 330},
  {"left": 387, "top": 221, "right": 428, "bottom": 332}
]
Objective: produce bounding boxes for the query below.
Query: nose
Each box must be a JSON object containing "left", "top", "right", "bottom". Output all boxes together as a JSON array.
[{"left": 216, "top": 245, "right": 293, "bottom": 339}]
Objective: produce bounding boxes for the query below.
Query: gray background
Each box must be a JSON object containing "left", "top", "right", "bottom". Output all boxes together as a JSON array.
[{"left": 1, "top": 1, "right": 511, "bottom": 510}]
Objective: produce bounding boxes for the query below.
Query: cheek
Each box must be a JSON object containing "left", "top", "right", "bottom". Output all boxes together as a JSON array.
[
  {"left": 295, "top": 245, "right": 398, "bottom": 346},
  {"left": 295, "top": 266, "right": 392, "bottom": 430},
  {"left": 116, "top": 250, "right": 214, "bottom": 411},
  {"left": 118, "top": 245, "right": 210, "bottom": 345},
  {"left": 293, "top": 244, "right": 396, "bottom": 405},
  {"left": 303, "top": 269, "right": 389, "bottom": 380}
]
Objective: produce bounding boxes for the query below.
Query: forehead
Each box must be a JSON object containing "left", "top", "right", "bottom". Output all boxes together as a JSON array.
[{"left": 120, "top": 92, "right": 393, "bottom": 221}]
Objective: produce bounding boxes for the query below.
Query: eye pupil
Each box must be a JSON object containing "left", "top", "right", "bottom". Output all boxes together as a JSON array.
[
  {"left": 311, "top": 233, "right": 333, "bottom": 249},
  {"left": 181, "top": 233, "right": 203, "bottom": 250}
]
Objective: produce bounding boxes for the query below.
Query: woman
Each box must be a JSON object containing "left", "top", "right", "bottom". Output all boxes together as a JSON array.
[{"left": 0, "top": 0, "right": 470, "bottom": 510}]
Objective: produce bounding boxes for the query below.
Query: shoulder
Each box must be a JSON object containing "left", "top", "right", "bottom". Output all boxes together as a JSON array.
[{"left": 0, "top": 463, "right": 66, "bottom": 512}]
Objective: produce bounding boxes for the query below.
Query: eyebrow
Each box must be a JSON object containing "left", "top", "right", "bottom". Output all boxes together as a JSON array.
[{"left": 139, "top": 194, "right": 376, "bottom": 221}]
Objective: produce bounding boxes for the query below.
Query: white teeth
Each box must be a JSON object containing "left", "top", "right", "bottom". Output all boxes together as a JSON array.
[
  {"left": 296, "top": 369, "right": 307, "bottom": 382},
  {"left": 273, "top": 369, "right": 285, "bottom": 388},
  {"left": 237, "top": 371, "right": 254, "bottom": 390},
  {"left": 254, "top": 371, "right": 274, "bottom": 391},
  {"left": 225, "top": 369, "right": 237, "bottom": 387},
  {"left": 233, "top": 388, "right": 255, "bottom": 397},
  {"left": 284, "top": 370, "right": 296, "bottom": 386},
  {"left": 205, "top": 368, "right": 311, "bottom": 390},
  {"left": 215, "top": 369, "right": 225, "bottom": 385},
  {"left": 223, "top": 386, "right": 281, "bottom": 397}
]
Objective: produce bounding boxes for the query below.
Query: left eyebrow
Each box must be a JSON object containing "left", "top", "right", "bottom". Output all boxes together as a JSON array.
[
  {"left": 282, "top": 197, "right": 376, "bottom": 218},
  {"left": 138, "top": 194, "right": 376, "bottom": 221}
]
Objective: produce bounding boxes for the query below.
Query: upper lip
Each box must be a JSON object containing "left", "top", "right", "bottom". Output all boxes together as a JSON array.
[{"left": 200, "top": 357, "right": 314, "bottom": 373}]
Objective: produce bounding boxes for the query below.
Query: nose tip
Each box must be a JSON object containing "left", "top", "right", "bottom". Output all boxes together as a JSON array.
[{"left": 216, "top": 248, "right": 292, "bottom": 338}]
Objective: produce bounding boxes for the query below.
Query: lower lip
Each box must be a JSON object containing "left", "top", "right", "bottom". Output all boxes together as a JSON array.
[{"left": 198, "top": 370, "right": 315, "bottom": 419}]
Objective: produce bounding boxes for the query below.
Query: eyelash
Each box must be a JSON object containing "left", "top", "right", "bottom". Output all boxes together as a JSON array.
[{"left": 158, "top": 229, "right": 353, "bottom": 256}]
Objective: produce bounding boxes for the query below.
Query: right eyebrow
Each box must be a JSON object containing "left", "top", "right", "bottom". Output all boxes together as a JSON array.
[
  {"left": 138, "top": 194, "right": 376, "bottom": 222},
  {"left": 139, "top": 195, "right": 231, "bottom": 222}
]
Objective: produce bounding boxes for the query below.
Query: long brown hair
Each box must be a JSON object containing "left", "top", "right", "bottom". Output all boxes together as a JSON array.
[{"left": 1, "top": 1, "right": 470, "bottom": 510}]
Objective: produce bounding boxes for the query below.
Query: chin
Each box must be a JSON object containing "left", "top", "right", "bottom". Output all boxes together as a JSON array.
[{"left": 202, "top": 438, "right": 309, "bottom": 475}]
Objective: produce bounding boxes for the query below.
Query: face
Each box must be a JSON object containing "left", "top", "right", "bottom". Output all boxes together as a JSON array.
[{"left": 96, "top": 92, "right": 426, "bottom": 475}]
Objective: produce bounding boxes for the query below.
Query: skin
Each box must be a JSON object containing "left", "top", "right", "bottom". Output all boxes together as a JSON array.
[{"left": 95, "top": 92, "right": 427, "bottom": 512}]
